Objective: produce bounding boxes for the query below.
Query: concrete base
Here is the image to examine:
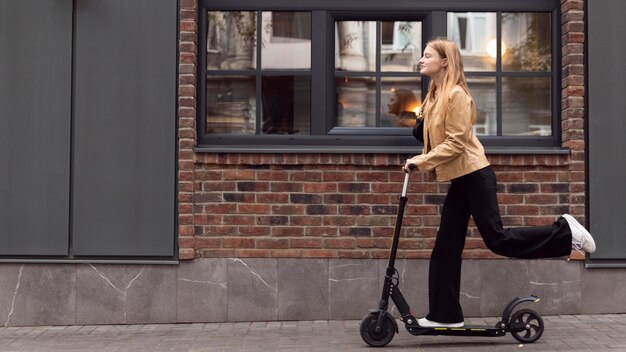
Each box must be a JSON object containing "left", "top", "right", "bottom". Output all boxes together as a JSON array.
[{"left": 0, "top": 259, "right": 623, "bottom": 326}]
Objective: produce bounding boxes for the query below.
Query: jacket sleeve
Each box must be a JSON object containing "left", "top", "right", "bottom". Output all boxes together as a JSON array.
[{"left": 414, "top": 89, "right": 473, "bottom": 171}]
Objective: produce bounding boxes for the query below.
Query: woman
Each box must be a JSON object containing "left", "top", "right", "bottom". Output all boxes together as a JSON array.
[{"left": 402, "top": 38, "right": 596, "bottom": 328}]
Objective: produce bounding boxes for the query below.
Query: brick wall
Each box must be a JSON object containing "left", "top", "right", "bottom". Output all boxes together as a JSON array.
[{"left": 177, "top": 0, "right": 586, "bottom": 260}]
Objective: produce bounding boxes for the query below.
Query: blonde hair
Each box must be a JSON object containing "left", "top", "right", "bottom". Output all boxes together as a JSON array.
[{"left": 423, "top": 37, "right": 476, "bottom": 123}]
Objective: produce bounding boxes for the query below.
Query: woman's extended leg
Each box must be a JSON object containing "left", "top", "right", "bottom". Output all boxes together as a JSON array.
[{"left": 465, "top": 166, "right": 572, "bottom": 259}]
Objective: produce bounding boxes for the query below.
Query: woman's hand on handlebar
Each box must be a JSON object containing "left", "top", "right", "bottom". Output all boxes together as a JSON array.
[{"left": 403, "top": 159, "right": 418, "bottom": 173}]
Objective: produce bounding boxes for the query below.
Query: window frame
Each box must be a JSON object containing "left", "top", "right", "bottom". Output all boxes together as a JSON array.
[{"left": 197, "top": 0, "right": 562, "bottom": 152}]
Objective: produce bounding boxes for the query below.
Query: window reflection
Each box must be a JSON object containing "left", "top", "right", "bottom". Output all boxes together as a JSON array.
[
  {"left": 467, "top": 77, "right": 497, "bottom": 136},
  {"left": 503, "top": 13, "right": 551, "bottom": 72},
  {"left": 447, "top": 13, "right": 497, "bottom": 71},
  {"left": 335, "top": 21, "right": 376, "bottom": 71},
  {"left": 381, "top": 21, "right": 422, "bottom": 72},
  {"left": 335, "top": 76, "right": 376, "bottom": 127},
  {"left": 261, "top": 12, "right": 311, "bottom": 69},
  {"left": 206, "top": 76, "right": 256, "bottom": 134},
  {"left": 502, "top": 77, "right": 551, "bottom": 136},
  {"left": 207, "top": 11, "right": 256, "bottom": 70},
  {"left": 381, "top": 78, "right": 421, "bottom": 127}
]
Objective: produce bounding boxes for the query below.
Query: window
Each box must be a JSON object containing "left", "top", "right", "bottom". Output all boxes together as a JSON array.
[
  {"left": 198, "top": 1, "right": 560, "bottom": 150},
  {"left": 334, "top": 20, "right": 423, "bottom": 130},
  {"left": 204, "top": 11, "right": 311, "bottom": 136},
  {"left": 448, "top": 12, "right": 554, "bottom": 139}
]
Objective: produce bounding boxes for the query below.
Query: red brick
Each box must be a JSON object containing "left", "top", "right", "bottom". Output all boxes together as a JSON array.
[
  {"left": 239, "top": 226, "right": 271, "bottom": 236},
  {"left": 223, "top": 238, "right": 255, "bottom": 248},
  {"left": 235, "top": 249, "right": 271, "bottom": 257},
  {"left": 256, "top": 239, "right": 289, "bottom": 249},
  {"left": 324, "top": 238, "right": 355, "bottom": 249},
  {"left": 303, "top": 183, "right": 337, "bottom": 193},
  {"left": 323, "top": 172, "right": 356, "bottom": 182},
  {"left": 179, "top": 248, "right": 195, "bottom": 260},
  {"left": 290, "top": 216, "right": 323, "bottom": 226},
  {"left": 337, "top": 250, "right": 370, "bottom": 259},
  {"left": 224, "top": 170, "right": 255, "bottom": 180},
  {"left": 180, "top": 0, "right": 197, "bottom": 9},
  {"left": 200, "top": 249, "right": 236, "bottom": 257},
  {"left": 194, "top": 237, "right": 221, "bottom": 248},
  {"left": 238, "top": 204, "right": 270, "bottom": 214},
  {"left": 290, "top": 238, "right": 323, "bottom": 248},
  {"left": 272, "top": 227, "right": 305, "bottom": 237},
  {"left": 271, "top": 249, "right": 302, "bottom": 257},
  {"left": 302, "top": 249, "right": 336, "bottom": 258},
  {"left": 305, "top": 227, "right": 338, "bottom": 237},
  {"left": 561, "top": 0, "right": 583, "bottom": 12},
  {"left": 257, "top": 193, "right": 289, "bottom": 203},
  {"left": 180, "top": 21, "right": 197, "bottom": 32}
]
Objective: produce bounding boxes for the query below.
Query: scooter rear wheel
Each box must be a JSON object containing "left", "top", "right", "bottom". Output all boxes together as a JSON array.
[
  {"left": 360, "top": 313, "right": 395, "bottom": 347},
  {"left": 510, "top": 308, "right": 544, "bottom": 343}
]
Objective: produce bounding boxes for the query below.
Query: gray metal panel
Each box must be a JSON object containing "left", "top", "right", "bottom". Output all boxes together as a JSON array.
[
  {"left": 72, "top": 0, "right": 176, "bottom": 256},
  {"left": 588, "top": 0, "right": 626, "bottom": 260},
  {"left": 0, "top": 1, "right": 72, "bottom": 255}
]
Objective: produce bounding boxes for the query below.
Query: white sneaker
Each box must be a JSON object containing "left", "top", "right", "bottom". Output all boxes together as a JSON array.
[
  {"left": 418, "top": 317, "right": 464, "bottom": 328},
  {"left": 562, "top": 214, "right": 596, "bottom": 254}
]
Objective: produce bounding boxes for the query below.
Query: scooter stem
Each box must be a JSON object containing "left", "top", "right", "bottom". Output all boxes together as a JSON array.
[
  {"left": 386, "top": 171, "right": 411, "bottom": 273},
  {"left": 401, "top": 171, "right": 410, "bottom": 198}
]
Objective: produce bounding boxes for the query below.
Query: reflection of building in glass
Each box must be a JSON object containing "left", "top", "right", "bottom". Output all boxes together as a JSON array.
[
  {"left": 335, "top": 21, "right": 422, "bottom": 72},
  {"left": 448, "top": 12, "right": 552, "bottom": 136},
  {"left": 334, "top": 21, "right": 422, "bottom": 128},
  {"left": 205, "top": 12, "right": 312, "bottom": 135},
  {"left": 448, "top": 13, "right": 497, "bottom": 71}
]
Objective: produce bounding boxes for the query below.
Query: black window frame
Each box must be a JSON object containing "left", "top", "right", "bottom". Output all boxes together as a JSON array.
[{"left": 197, "top": 0, "right": 562, "bottom": 152}]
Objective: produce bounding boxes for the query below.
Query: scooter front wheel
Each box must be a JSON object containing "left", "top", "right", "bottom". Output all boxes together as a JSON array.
[
  {"left": 360, "top": 313, "right": 395, "bottom": 347},
  {"left": 509, "top": 308, "right": 544, "bottom": 343}
]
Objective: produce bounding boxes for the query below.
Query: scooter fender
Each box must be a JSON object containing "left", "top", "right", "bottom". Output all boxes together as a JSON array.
[
  {"left": 368, "top": 309, "right": 399, "bottom": 333},
  {"left": 501, "top": 295, "right": 541, "bottom": 323}
]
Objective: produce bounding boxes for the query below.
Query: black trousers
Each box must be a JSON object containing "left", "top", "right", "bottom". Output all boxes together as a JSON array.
[{"left": 426, "top": 165, "right": 572, "bottom": 324}]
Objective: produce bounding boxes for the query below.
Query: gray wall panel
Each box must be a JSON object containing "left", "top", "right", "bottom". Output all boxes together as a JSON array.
[
  {"left": 588, "top": 0, "right": 626, "bottom": 260},
  {"left": 72, "top": 0, "right": 176, "bottom": 256},
  {"left": 0, "top": 1, "right": 72, "bottom": 255}
]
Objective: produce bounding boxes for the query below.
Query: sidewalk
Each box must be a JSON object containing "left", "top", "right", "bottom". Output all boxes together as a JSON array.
[{"left": 1, "top": 314, "right": 626, "bottom": 351}]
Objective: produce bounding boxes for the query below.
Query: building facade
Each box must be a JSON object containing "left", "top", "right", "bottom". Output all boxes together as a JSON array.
[{"left": 1, "top": 0, "right": 625, "bottom": 326}]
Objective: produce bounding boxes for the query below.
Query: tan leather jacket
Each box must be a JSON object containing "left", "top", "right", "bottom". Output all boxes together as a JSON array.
[{"left": 412, "top": 85, "right": 490, "bottom": 182}]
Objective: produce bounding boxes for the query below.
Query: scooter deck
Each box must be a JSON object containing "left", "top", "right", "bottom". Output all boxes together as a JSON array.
[{"left": 406, "top": 324, "right": 506, "bottom": 337}]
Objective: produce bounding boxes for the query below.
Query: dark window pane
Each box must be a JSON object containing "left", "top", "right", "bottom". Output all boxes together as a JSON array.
[
  {"left": 335, "top": 21, "right": 375, "bottom": 72},
  {"left": 206, "top": 76, "right": 256, "bottom": 134},
  {"left": 502, "top": 77, "right": 551, "bottom": 136},
  {"left": 381, "top": 77, "right": 422, "bottom": 127},
  {"left": 467, "top": 76, "right": 497, "bottom": 136},
  {"left": 262, "top": 12, "right": 311, "bottom": 69},
  {"left": 207, "top": 11, "right": 256, "bottom": 70},
  {"left": 335, "top": 76, "right": 376, "bottom": 127},
  {"left": 381, "top": 22, "right": 395, "bottom": 45},
  {"left": 381, "top": 21, "right": 422, "bottom": 72},
  {"left": 502, "top": 13, "right": 551, "bottom": 72},
  {"left": 261, "top": 76, "right": 311, "bottom": 134}
]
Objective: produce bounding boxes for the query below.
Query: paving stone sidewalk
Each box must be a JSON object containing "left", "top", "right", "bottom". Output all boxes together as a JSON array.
[{"left": 1, "top": 314, "right": 626, "bottom": 351}]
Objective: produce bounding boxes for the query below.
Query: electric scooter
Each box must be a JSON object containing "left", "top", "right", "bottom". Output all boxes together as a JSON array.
[{"left": 360, "top": 166, "right": 545, "bottom": 347}]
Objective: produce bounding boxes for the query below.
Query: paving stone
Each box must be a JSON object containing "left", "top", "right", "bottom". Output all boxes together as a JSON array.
[{"left": 1, "top": 315, "right": 626, "bottom": 351}]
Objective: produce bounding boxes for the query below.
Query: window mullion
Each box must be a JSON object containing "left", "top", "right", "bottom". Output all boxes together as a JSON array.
[
  {"left": 255, "top": 11, "right": 262, "bottom": 135},
  {"left": 496, "top": 11, "right": 503, "bottom": 136},
  {"left": 311, "top": 10, "right": 327, "bottom": 135},
  {"left": 375, "top": 21, "right": 382, "bottom": 127},
  {"left": 198, "top": 10, "right": 208, "bottom": 142}
]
